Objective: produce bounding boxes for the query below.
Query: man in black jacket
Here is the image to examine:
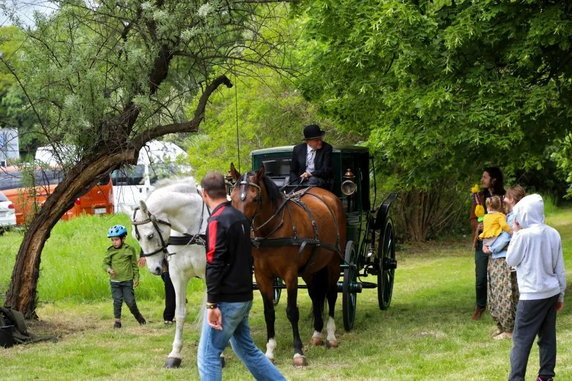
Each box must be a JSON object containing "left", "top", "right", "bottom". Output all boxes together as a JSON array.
[
  {"left": 289, "top": 124, "right": 333, "bottom": 189},
  {"left": 197, "top": 172, "right": 284, "bottom": 381}
]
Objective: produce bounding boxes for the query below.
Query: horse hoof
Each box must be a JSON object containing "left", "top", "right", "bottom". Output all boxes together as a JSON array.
[
  {"left": 293, "top": 355, "right": 307, "bottom": 367},
  {"left": 311, "top": 337, "right": 324, "bottom": 346},
  {"left": 164, "top": 357, "right": 182, "bottom": 368},
  {"left": 326, "top": 340, "right": 338, "bottom": 349}
]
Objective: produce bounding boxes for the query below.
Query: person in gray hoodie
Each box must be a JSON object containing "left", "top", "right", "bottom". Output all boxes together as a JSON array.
[{"left": 506, "top": 194, "right": 566, "bottom": 381}]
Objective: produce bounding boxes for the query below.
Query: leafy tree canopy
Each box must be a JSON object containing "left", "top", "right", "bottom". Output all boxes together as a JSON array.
[
  {"left": 0, "top": 26, "right": 23, "bottom": 90},
  {"left": 297, "top": 0, "right": 572, "bottom": 190},
  {"left": 4, "top": 1, "right": 292, "bottom": 161},
  {"left": 185, "top": 65, "right": 353, "bottom": 179},
  {"left": 184, "top": 10, "right": 354, "bottom": 179},
  {"left": 0, "top": 26, "right": 39, "bottom": 156}
]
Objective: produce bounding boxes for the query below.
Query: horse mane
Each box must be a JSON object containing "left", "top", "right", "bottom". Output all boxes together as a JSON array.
[
  {"left": 145, "top": 176, "right": 205, "bottom": 234},
  {"left": 259, "top": 172, "right": 284, "bottom": 204},
  {"left": 152, "top": 176, "right": 198, "bottom": 194}
]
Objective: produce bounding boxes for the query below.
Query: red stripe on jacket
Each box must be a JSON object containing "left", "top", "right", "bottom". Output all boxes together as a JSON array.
[
  {"left": 212, "top": 204, "right": 226, "bottom": 217},
  {"left": 206, "top": 205, "right": 226, "bottom": 264},
  {"left": 206, "top": 220, "right": 218, "bottom": 264}
]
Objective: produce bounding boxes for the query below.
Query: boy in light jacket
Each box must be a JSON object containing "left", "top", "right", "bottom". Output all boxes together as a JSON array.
[{"left": 506, "top": 194, "right": 566, "bottom": 381}]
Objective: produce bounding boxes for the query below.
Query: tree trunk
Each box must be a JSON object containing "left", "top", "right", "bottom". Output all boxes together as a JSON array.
[{"left": 4, "top": 149, "right": 137, "bottom": 318}]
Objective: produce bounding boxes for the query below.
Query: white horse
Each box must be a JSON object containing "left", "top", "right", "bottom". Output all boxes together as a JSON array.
[{"left": 129, "top": 177, "right": 208, "bottom": 368}]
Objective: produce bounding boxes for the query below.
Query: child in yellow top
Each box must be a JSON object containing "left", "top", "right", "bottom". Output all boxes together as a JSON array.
[{"left": 479, "top": 195, "right": 511, "bottom": 247}]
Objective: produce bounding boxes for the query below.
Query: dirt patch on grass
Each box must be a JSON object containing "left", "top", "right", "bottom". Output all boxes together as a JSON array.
[
  {"left": 25, "top": 317, "right": 98, "bottom": 339},
  {"left": 23, "top": 304, "right": 105, "bottom": 340}
]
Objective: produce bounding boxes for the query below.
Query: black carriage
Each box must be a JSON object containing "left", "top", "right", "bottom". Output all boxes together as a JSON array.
[{"left": 249, "top": 145, "right": 397, "bottom": 331}]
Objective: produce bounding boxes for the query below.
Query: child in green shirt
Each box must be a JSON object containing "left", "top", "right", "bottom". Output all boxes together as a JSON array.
[{"left": 102, "top": 225, "right": 146, "bottom": 329}]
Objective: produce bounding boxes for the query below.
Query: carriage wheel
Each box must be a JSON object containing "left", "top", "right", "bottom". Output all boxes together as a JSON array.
[
  {"left": 342, "top": 241, "right": 357, "bottom": 331},
  {"left": 272, "top": 277, "right": 282, "bottom": 306},
  {"left": 377, "top": 219, "right": 397, "bottom": 310}
]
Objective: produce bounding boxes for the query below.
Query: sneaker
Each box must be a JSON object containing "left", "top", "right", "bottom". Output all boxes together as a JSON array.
[
  {"left": 493, "top": 331, "right": 512, "bottom": 340},
  {"left": 164, "top": 320, "right": 174, "bottom": 326},
  {"left": 113, "top": 321, "right": 122, "bottom": 329},
  {"left": 491, "top": 328, "right": 503, "bottom": 337},
  {"left": 536, "top": 378, "right": 553, "bottom": 381}
]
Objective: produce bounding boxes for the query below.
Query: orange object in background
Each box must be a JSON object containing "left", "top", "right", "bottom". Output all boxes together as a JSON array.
[{"left": 0, "top": 166, "right": 114, "bottom": 225}]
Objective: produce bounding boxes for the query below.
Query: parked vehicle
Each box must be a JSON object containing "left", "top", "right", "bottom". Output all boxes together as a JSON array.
[
  {"left": 0, "top": 166, "right": 113, "bottom": 225},
  {"left": 112, "top": 163, "right": 156, "bottom": 214},
  {"left": 34, "top": 141, "right": 189, "bottom": 214},
  {"left": 111, "top": 141, "right": 189, "bottom": 213},
  {"left": 0, "top": 190, "right": 16, "bottom": 232}
]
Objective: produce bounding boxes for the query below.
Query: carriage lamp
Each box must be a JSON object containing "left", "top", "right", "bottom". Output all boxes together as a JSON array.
[{"left": 341, "top": 168, "right": 357, "bottom": 196}]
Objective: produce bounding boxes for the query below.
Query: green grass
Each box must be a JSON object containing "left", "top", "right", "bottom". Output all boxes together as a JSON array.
[
  {"left": 0, "top": 214, "right": 203, "bottom": 304},
  {"left": 0, "top": 209, "right": 571, "bottom": 380}
]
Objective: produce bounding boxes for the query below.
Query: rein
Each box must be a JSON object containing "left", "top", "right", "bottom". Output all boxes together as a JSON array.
[{"left": 168, "top": 234, "right": 207, "bottom": 247}]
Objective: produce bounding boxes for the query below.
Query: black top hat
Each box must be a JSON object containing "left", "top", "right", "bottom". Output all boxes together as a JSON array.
[{"left": 303, "top": 124, "right": 325, "bottom": 140}]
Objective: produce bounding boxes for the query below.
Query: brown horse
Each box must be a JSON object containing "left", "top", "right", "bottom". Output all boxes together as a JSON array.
[{"left": 229, "top": 164, "right": 346, "bottom": 366}]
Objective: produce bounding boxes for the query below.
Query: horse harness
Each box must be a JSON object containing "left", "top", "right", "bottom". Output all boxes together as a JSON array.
[
  {"left": 239, "top": 178, "right": 343, "bottom": 276},
  {"left": 131, "top": 194, "right": 208, "bottom": 258}
]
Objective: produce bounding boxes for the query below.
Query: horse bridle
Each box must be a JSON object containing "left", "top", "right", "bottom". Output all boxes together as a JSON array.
[
  {"left": 238, "top": 178, "right": 262, "bottom": 203},
  {"left": 237, "top": 176, "right": 264, "bottom": 223},
  {"left": 132, "top": 196, "right": 209, "bottom": 257},
  {"left": 132, "top": 207, "right": 172, "bottom": 257},
  {"left": 237, "top": 176, "right": 288, "bottom": 235}
]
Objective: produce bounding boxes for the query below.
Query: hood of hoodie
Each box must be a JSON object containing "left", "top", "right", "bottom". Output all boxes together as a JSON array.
[{"left": 512, "top": 193, "right": 545, "bottom": 228}]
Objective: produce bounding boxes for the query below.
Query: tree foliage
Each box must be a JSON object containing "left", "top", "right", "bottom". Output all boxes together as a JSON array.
[
  {"left": 183, "top": 10, "right": 353, "bottom": 179},
  {"left": 297, "top": 0, "right": 572, "bottom": 239},
  {"left": 0, "top": 26, "right": 40, "bottom": 157},
  {"left": 0, "top": 26, "right": 22, "bottom": 90},
  {"left": 9, "top": 1, "right": 283, "bottom": 155},
  {"left": 185, "top": 66, "right": 351, "bottom": 179},
  {"left": 298, "top": 0, "right": 571, "bottom": 184}
]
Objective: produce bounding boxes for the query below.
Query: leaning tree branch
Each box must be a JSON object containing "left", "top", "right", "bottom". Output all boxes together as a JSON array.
[{"left": 131, "top": 74, "right": 233, "bottom": 147}]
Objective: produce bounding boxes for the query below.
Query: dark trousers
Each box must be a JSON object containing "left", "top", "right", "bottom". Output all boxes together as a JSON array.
[
  {"left": 475, "top": 240, "right": 488, "bottom": 308},
  {"left": 110, "top": 280, "right": 140, "bottom": 319},
  {"left": 161, "top": 272, "right": 176, "bottom": 322},
  {"left": 509, "top": 295, "right": 559, "bottom": 381}
]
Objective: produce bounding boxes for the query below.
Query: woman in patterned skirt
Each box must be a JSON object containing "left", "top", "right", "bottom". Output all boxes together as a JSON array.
[{"left": 483, "top": 186, "right": 526, "bottom": 340}]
